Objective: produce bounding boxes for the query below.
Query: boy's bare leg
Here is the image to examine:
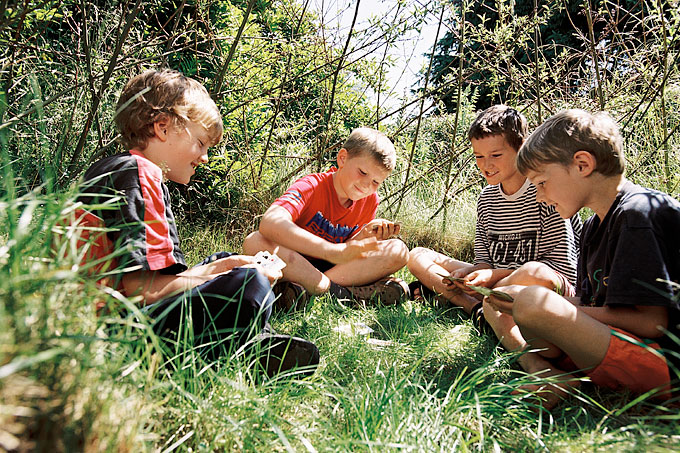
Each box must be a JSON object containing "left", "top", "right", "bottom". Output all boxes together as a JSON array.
[
  {"left": 407, "top": 247, "right": 481, "bottom": 313},
  {"left": 495, "top": 261, "right": 561, "bottom": 291},
  {"left": 513, "top": 286, "right": 611, "bottom": 369},
  {"left": 483, "top": 300, "right": 581, "bottom": 409},
  {"left": 324, "top": 238, "right": 409, "bottom": 286},
  {"left": 503, "top": 286, "right": 614, "bottom": 409},
  {"left": 243, "top": 231, "right": 331, "bottom": 294}
]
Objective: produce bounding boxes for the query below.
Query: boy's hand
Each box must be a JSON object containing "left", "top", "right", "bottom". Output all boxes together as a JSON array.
[
  {"left": 358, "top": 219, "right": 400, "bottom": 241},
  {"left": 465, "top": 269, "right": 495, "bottom": 288},
  {"left": 333, "top": 237, "right": 379, "bottom": 263},
  {"left": 187, "top": 255, "right": 282, "bottom": 283},
  {"left": 484, "top": 284, "right": 523, "bottom": 314},
  {"left": 447, "top": 264, "right": 494, "bottom": 294},
  {"left": 196, "top": 255, "right": 256, "bottom": 275},
  {"left": 238, "top": 263, "right": 283, "bottom": 283},
  {"left": 450, "top": 263, "right": 488, "bottom": 280}
]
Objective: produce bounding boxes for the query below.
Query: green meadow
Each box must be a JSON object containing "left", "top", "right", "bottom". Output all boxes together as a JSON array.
[{"left": 1, "top": 0, "right": 679, "bottom": 451}]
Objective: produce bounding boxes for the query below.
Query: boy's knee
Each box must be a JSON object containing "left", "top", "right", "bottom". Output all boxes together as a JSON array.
[
  {"left": 217, "top": 268, "right": 273, "bottom": 319},
  {"left": 382, "top": 238, "right": 409, "bottom": 267},
  {"left": 408, "top": 247, "right": 430, "bottom": 262},
  {"left": 515, "top": 261, "right": 544, "bottom": 276},
  {"left": 243, "top": 231, "right": 266, "bottom": 254},
  {"left": 512, "top": 285, "right": 554, "bottom": 326},
  {"left": 512, "top": 261, "right": 555, "bottom": 287}
]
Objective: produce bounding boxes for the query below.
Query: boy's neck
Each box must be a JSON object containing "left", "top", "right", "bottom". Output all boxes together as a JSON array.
[
  {"left": 331, "top": 172, "right": 352, "bottom": 208},
  {"left": 588, "top": 174, "right": 626, "bottom": 221},
  {"left": 500, "top": 172, "right": 526, "bottom": 196}
]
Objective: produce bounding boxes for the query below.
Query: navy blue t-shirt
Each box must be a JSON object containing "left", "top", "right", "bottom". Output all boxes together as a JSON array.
[{"left": 578, "top": 180, "right": 680, "bottom": 356}]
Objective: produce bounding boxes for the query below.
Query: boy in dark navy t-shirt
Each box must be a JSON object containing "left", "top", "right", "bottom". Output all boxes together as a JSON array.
[{"left": 487, "top": 109, "right": 679, "bottom": 410}]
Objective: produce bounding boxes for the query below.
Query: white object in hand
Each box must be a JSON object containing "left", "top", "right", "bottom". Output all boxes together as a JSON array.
[{"left": 254, "top": 250, "right": 287, "bottom": 272}]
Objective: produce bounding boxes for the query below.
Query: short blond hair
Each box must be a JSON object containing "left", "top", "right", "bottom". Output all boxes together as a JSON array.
[
  {"left": 517, "top": 109, "right": 625, "bottom": 176},
  {"left": 115, "top": 69, "right": 223, "bottom": 151},
  {"left": 343, "top": 127, "right": 396, "bottom": 171},
  {"left": 468, "top": 105, "right": 528, "bottom": 151}
]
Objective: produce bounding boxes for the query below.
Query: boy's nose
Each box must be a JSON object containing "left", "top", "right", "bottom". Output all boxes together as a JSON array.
[
  {"left": 535, "top": 189, "right": 547, "bottom": 204},
  {"left": 199, "top": 153, "right": 209, "bottom": 164}
]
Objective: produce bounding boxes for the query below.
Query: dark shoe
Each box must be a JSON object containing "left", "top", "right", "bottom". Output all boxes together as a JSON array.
[
  {"left": 470, "top": 301, "right": 489, "bottom": 332},
  {"left": 254, "top": 333, "right": 320, "bottom": 378},
  {"left": 273, "top": 281, "right": 310, "bottom": 311},
  {"left": 330, "top": 277, "right": 410, "bottom": 306},
  {"left": 408, "top": 280, "right": 437, "bottom": 302}
]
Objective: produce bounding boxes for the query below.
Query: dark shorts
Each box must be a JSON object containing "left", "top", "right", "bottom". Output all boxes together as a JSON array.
[
  {"left": 304, "top": 256, "right": 335, "bottom": 273},
  {"left": 144, "top": 252, "right": 274, "bottom": 356}
]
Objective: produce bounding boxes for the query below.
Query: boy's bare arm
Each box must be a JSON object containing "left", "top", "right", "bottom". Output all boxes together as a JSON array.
[
  {"left": 578, "top": 304, "right": 669, "bottom": 339},
  {"left": 259, "top": 205, "right": 378, "bottom": 263},
  {"left": 122, "top": 257, "right": 282, "bottom": 305}
]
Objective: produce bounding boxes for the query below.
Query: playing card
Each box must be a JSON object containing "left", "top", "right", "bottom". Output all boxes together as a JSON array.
[{"left": 254, "top": 251, "right": 287, "bottom": 272}]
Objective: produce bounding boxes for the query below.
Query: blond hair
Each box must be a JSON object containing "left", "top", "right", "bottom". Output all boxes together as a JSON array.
[
  {"left": 517, "top": 109, "right": 625, "bottom": 176},
  {"left": 115, "top": 69, "right": 223, "bottom": 151},
  {"left": 342, "top": 127, "right": 396, "bottom": 171},
  {"left": 468, "top": 105, "right": 528, "bottom": 151}
]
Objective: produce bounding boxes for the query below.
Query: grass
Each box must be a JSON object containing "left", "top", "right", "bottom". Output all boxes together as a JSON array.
[{"left": 1, "top": 186, "right": 679, "bottom": 451}]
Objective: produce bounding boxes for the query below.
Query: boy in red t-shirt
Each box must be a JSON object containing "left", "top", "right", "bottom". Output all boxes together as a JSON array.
[{"left": 244, "top": 128, "right": 409, "bottom": 307}]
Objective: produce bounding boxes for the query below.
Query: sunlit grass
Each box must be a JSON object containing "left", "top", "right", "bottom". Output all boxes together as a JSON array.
[{"left": 1, "top": 178, "right": 679, "bottom": 451}]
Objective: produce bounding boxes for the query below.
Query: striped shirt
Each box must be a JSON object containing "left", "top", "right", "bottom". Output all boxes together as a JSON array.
[{"left": 474, "top": 178, "right": 581, "bottom": 285}]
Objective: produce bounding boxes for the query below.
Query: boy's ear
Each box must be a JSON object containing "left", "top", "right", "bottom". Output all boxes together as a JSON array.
[
  {"left": 573, "top": 150, "right": 596, "bottom": 176},
  {"left": 336, "top": 148, "right": 348, "bottom": 168},
  {"left": 152, "top": 116, "right": 171, "bottom": 142}
]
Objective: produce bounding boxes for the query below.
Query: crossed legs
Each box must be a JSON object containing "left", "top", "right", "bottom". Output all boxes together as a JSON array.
[{"left": 243, "top": 231, "right": 409, "bottom": 295}]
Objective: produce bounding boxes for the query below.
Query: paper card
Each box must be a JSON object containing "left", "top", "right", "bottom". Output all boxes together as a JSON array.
[{"left": 254, "top": 250, "right": 287, "bottom": 272}]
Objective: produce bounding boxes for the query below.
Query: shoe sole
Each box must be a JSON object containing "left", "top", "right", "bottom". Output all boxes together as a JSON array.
[
  {"left": 349, "top": 278, "right": 409, "bottom": 306},
  {"left": 257, "top": 334, "right": 320, "bottom": 378}
]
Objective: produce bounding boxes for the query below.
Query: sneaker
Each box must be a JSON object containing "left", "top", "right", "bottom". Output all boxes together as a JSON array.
[
  {"left": 331, "top": 277, "right": 410, "bottom": 306},
  {"left": 272, "top": 281, "right": 310, "bottom": 311},
  {"left": 254, "top": 333, "right": 320, "bottom": 378}
]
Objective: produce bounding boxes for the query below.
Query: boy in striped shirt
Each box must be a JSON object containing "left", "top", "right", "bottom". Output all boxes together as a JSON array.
[{"left": 408, "top": 105, "right": 581, "bottom": 341}]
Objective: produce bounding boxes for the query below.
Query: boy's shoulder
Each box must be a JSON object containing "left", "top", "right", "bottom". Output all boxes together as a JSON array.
[
  {"left": 83, "top": 151, "right": 163, "bottom": 188},
  {"left": 477, "top": 179, "right": 533, "bottom": 204},
  {"left": 296, "top": 168, "right": 336, "bottom": 183},
  {"left": 614, "top": 181, "right": 680, "bottom": 227},
  {"left": 285, "top": 168, "right": 336, "bottom": 194}
]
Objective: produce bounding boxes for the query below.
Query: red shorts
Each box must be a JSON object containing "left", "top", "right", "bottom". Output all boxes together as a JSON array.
[{"left": 554, "top": 327, "right": 671, "bottom": 399}]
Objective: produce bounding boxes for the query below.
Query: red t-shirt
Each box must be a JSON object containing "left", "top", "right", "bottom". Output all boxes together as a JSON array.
[
  {"left": 66, "top": 151, "right": 187, "bottom": 297},
  {"left": 273, "top": 168, "right": 378, "bottom": 243}
]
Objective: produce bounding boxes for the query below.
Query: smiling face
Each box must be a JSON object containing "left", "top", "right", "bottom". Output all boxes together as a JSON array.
[
  {"left": 333, "top": 148, "right": 391, "bottom": 207},
  {"left": 471, "top": 134, "right": 525, "bottom": 194},
  {"left": 143, "top": 119, "right": 210, "bottom": 185}
]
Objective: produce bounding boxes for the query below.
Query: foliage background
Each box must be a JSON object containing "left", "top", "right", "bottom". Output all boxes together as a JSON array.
[{"left": 1, "top": 0, "right": 679, "bottom": 450}]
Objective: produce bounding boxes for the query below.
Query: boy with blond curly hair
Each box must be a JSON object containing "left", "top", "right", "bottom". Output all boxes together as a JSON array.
[{"left": 71, "top": 69, "right": 318, "bottom": 376}]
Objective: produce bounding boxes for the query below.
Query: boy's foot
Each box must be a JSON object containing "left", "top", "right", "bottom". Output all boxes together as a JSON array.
[
  {"left": 251, "top": 330, "right": 320, "bottom": 378},
  {"left": 273, "top": 281, "right": 310, "bottom": 311},
  {"left": 512, "top": 372, "right": 581, "bottom": 412},
  {"left": 330, "top": 277, "right": 410, "bottom": 306}
]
